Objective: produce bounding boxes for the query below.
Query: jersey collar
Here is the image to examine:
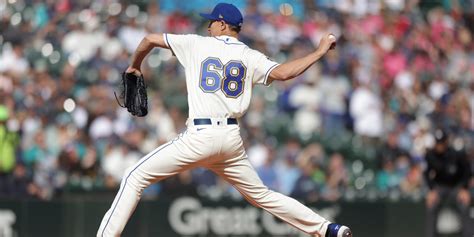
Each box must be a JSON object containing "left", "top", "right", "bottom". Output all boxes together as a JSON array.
[{"left": 214, "top": 35, "right": 244, "bottom": 45}]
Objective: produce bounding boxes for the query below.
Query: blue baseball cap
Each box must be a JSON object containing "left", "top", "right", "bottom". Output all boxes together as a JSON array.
[{"left": 199, "top": 3, "right": 243, "bottom": 27}]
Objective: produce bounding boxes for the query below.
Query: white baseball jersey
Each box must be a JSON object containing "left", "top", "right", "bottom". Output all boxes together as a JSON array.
[{"left": 164, "top": 34, "right": 279, "bottom": 118}]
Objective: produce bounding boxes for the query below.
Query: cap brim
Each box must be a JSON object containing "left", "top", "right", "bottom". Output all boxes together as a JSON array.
[{"left": 199, "top": 13, "right": 219, "bottom": 21}]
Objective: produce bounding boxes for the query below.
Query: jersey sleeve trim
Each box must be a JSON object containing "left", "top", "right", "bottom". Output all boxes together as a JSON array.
[
  {"left": 163, "top": 33, "right": 175, "bottom": 55},
  {"left": 263, "top": 63, "right": 279, "bottom": 86},
  {"left": 163, "top": 33, "right": 170, "bottom": 47}
]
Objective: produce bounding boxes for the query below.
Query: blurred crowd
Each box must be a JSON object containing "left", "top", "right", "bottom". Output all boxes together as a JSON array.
[{"left": 0, "top": 0, "right": 473, "bottom": 202}]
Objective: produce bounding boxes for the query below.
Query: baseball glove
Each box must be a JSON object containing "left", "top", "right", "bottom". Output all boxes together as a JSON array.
[{"left": 114, "top": 72, "right": 148, "bottom": 117}]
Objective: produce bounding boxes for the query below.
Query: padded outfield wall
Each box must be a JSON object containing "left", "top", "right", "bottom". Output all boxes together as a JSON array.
[{"left": 0, "top": 197, "right": 472, "bottom": 237}]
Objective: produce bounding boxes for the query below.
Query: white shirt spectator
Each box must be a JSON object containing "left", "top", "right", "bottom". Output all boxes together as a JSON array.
[
  {"left": 319, "top": 74, "right": 350, "bottom": 114},
  {"left": 0, "top": 45, "right": 29, "bottom": 74},
  {"left": 147, "top": 103, "right": 177, "bottom": 142},
  {"left": 62, "top": 28, "right": 107, "bottom": 62},
  {"left": 289, "top": 81, "right": 323, "bottom": 136},
  {"left": 276, "top": 22, "right": 301, "bottom": 47},
  {"left": 350, "top": 86, "right": 383, "bottom": 137},
  {"left": 289, "top": 82, "right": 322, "bottom": 110},
  {"left": 394, "top": 70, "right": 414, "bottom": 91},
  {"left": 385, "top": 0, "right": 405, "bottom": 11},
  {"left": 89, "top": 115, "right": 113, "bottom": 139},
  {"left": 336, "top": 0, "right": 381, "bottom": 16},
  {"left": 100, "top": 36, "right": 123, "bottom": 62},
  {"left": 294, "top": 110, "right": 320, "bottom": 138},
  {"left": 71, "top": 105, "right": 88, "bottom": 129},
  {"left": 118, "top": 23, "right": 147, "bottom": 54},
  {"left": 103, "top": 146, "right": 141, "bottom": 182},
  {"left": 248, "top": 143, "right": 269, "bottom": 169},
  {"left": 428, "top": 79, "right": 448, "bottom": 100}
]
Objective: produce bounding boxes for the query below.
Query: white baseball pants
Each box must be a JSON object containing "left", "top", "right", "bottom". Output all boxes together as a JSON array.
[{"left": 97, "top": 120, "right": 330, "bottom": 237}]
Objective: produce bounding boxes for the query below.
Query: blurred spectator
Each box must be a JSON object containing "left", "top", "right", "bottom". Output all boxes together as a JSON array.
[
  {"left": 62, "top": 22, "right": 107, "bottom": 63},
  {"left": 256, "top": 147, "right": 279, "bottom": 191},
  {"left": 118, "top": 18, "right": 148, "bottom": 54},
  {"left": 288, "top": 67, "right": 323, "bottom": 137},
  {"left": 350, "top": 81, "right": 383, "bottom": 139},
  {"left": 2, "top": 164, "right": 39, "bottom": 198},
  {"left": 291, "top": 159, "right": 323, "bottom": 202},
  {"left": 424, "top": 129, "right": 472, "bottom": 237},
  {"left": 379, "top": 131, "right": 409, "bottom": 163},
  {"left": 146, "top": 2, "right": 168, "bottom": 33},
  {"left": 192, "top": 168, "right": 218, "bottom": 197},
  {"left": 274, "top": 140, "right": 301, "bottom": 195},
  {"left": 322, "top": 153, "right": 349, "bottom": 201},
  {"left": 102, "top": 143, "right": 141, "bottom": 188},
  {"left": 0, "top": 105, "right": 20, "bottom": 195},
  {"left": 0, "top": 41, "right": 29, "bottom": 74},
  {"left": 394, "top": 155, "right": 411, "bottom": 178},
  {"left": 248, "top": 141, "right": 271, "bottom": 170},
  {"left": 376, "top": 158, "right": 402, "bottom": 193},
  {"left": 291, "top": 143, "right": 326, "bottom": 202},
  {"left": 161, "top": 171, "right": 198, "bottom": 198},
  {"left": 382, "top": 45, "right": 407, "bottom": 85},
  {"left": 400, "top": 163, "right": 423, "bottom": 197},
  {"left": 144, "top": 96, "right": 178, "bottom": 144},
  {"left": 410, "top": 120, "right": 435, "bottom": 161},
  {"left": 23, "top": 131, "right": 54, "bottom": 168},
  {"left": 0, "top": 105, "right": 18, "bottom": 172},
  {"left": 319, "top": 52, "right": 350, "bottom": 135}
]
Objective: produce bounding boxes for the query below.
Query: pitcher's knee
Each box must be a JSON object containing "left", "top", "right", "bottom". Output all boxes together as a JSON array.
[
  {"left": 246, "top": 186, "right": 275, "bottom": 203},
  {"left": 122, "top": 167, "right": 150, "bottom": 192}
]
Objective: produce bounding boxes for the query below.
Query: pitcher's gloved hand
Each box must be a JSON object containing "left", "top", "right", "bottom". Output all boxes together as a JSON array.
[{"left": 115, "top": 71, "right": 148, "bottom": 117}]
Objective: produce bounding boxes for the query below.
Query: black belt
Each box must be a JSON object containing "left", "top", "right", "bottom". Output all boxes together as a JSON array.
[{"left": 193, "top": 118, "right": 238, "bottom": 125}]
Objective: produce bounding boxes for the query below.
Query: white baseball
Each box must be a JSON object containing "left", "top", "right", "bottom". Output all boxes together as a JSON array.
[{"left": 329, "top": 34, "right": 336, "bottom": 41}]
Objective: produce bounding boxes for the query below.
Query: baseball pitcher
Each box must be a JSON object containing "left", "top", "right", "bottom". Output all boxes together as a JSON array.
[{"left": 97, "top": 3, "right": 351, "bottom": 237}]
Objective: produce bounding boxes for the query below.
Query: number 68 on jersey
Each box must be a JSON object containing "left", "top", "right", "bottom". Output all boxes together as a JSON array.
[{"left": 199, "top": 57, "right": 246, "bottom": 98}]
